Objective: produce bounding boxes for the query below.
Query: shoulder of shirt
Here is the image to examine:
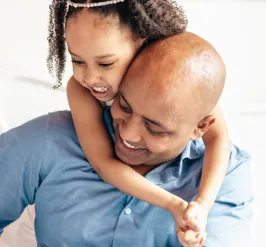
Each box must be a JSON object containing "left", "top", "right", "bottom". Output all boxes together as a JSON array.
[
  {"left": 47, "top": 111, "right": 76, "bottom": 136},
  {"left": 182, "top": 139, "right": 205, "bottom": 161},
  {"left": 39, "top": 111, "right": 79, "bottom": 175},
  {"left": 184, "top": 138, "right": 250, "bottom": 162},
  {"left": 7, "top": 111, "right": 76, "bottom": 142},
  {"left": 16, "top": 111, "right": 77, "bottom": 145}
]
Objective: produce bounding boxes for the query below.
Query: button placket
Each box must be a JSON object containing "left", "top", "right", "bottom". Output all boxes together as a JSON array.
[{"left": 112, "top": 199, "right": 137, "bottom": 246}]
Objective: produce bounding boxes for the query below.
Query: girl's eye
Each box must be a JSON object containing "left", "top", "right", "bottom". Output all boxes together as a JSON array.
[
  {"left": 71, "top": 60, "right": 85, "bottom": 65},
  {"left": 99, "top": 62, "right": 115, "bottom": 67}
]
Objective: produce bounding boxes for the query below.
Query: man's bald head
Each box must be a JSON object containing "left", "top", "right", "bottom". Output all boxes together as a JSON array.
[
  {"left": 123, "top": 32, "right": 226, "bottom": 122},
  {"left": 112, "top": 32, "right": 226, "bottom": 166}
]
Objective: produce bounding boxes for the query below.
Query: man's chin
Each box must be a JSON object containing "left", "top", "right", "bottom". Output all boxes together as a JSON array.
[
  {"left": 115, "top": 146, "right": 144, "bottom": 166},
  {"left": 116, "top": 153, "right": 142, "bottom": 166}
]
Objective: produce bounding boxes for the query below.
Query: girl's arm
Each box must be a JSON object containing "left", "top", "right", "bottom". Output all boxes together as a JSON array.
[
  {"left": 183, "top": 106, "right": 230, "bottom": 233},
  {"left": 198, "top": 105, "right": 230, "bottom": 210},
  {"left": 67, "top": 76, "right": 187, "bottom": 225}
]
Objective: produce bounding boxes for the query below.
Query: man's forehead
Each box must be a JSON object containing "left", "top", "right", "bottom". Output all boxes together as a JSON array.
[{"left": 122, "top": 46, "right": 190, "bottom": 98}]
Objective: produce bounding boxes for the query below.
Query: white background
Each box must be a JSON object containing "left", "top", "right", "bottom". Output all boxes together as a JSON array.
[{"left": 0, "top": 0, "right": 265, "bottom": 245}]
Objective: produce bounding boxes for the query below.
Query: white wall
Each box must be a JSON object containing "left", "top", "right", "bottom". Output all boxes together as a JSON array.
[
  {"left": 0, "top": 0, "right": 265, "bottom": 245},
  {"left": 0, "top": 0, "right": 70, "bottom": 131}
]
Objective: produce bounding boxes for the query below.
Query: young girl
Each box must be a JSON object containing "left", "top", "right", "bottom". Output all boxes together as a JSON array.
[{"left": 47, "top": 0, "right": 229, "bottom": 244}]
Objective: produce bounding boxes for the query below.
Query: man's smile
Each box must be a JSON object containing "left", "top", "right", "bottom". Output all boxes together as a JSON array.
[{"left": 115, "top": 128, "right": 147, "bottom": 160}]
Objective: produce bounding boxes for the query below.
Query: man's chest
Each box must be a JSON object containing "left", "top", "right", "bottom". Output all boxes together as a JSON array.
[{"left": 34, "top": 170, "right": 181, "bottom": 247}]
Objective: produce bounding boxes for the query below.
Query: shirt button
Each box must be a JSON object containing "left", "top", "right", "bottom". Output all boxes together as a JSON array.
[{"left": 125, "top": 208, "right": 131, "bottom": 215}]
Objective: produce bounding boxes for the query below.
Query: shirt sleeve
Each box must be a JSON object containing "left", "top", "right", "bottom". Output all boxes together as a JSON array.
[
  {"left": 0, "top": 115, "right": 48, "bottom": 234},
  {"left": 204, "top": 144, "right": 253, "bottom": 247}
]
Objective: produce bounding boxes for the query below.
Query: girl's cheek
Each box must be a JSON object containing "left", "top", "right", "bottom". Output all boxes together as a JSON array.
[{"left": 72, "top": 71, "right": 83, "bottom": 85}]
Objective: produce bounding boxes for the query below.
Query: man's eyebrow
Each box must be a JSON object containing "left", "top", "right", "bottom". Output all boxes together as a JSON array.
[{"left": 120, "top": 93, "right": 167, "bottom": 130}]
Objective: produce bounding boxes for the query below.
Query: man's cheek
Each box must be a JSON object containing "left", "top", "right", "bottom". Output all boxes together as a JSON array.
[{"left": 149, "top": 141, "right": 168, "bottom": 154}]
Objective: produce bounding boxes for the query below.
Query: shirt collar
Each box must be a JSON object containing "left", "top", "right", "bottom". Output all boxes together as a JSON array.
[{"left": 103, "top": 107, "right": 204, "bottom": 185}]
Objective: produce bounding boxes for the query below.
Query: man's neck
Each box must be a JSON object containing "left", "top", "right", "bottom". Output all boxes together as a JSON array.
[{"left": 129, "top": 165, "right": 156, "bottom": 176}]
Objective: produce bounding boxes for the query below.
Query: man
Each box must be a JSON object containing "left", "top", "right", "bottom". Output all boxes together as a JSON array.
[{"left": 0, "top": 32, "right": 252, "bottom": 247}]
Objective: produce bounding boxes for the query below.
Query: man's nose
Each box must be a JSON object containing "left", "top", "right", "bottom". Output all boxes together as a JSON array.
[{"left": 119, "top": 115, "right": 142, "bottom": 144}]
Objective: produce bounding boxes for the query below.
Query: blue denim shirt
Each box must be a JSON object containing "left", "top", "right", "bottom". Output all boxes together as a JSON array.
[{"left": 0, "top": 109, "right": 252, "bottom": 247}]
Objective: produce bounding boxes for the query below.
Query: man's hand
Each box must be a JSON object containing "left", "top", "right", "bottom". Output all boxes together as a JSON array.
[{"left": 177, "top": 228, "right": 206, "bottom": 247}]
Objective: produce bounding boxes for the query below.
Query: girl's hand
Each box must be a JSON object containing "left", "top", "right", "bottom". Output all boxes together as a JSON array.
[
  {"left": 167, "top": 196, "right": 188, "bottom": 229},
  {"left": 168, "top": 197, "right": 207, "bottom": 246},
  {"left": 177, "top": 228, "right": 206, "bottom": 247},
  {"left": 184, "top": 200, "right": 209, "bottom": 233}
]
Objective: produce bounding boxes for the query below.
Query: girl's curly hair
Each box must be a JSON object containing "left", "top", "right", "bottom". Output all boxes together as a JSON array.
[{"left": 47, "top": 0, "right": 188, "bottom": 88}]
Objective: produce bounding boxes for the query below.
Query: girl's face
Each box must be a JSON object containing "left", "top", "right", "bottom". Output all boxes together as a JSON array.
[{"left": 65, "top": 9, "right": 144, "bottom": 102}]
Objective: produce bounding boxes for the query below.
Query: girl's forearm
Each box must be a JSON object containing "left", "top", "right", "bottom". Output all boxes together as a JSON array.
[{"left": 199, "top": 106, "right": 230, "bottom": 210}]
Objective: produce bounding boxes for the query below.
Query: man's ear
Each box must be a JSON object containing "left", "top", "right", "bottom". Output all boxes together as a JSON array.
[{"left": 190, "top": 115, "right": 216, "bottom": 140}]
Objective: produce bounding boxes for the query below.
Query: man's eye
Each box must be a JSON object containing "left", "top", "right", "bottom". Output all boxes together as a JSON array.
[
  {"left": 121, "top": 106, "right": 132, "bottom": 113},
  {"left": 99, "top": 62, "right": 115, "bottom": 67},
  {"left": 143, "top": 121, "right": 164, "bottom": 136},
  {"left": 119, "top": 103, "right": 132, "bottom": 113},
  {"left": 71, "top": 60, "right": 85, "bottom": 65}
]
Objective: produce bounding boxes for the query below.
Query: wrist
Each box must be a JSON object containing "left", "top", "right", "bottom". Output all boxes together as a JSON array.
[
  {"left": 195, "top": 196, "right": 213, "bottom": 211},
  {"left": 167, "top": 195, "right": 187, "bottom": 215}
]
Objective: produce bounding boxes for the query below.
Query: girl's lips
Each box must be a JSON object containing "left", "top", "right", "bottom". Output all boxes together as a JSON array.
[{"left": 89, "top": 86, "right": 111, "bottom": 99}]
